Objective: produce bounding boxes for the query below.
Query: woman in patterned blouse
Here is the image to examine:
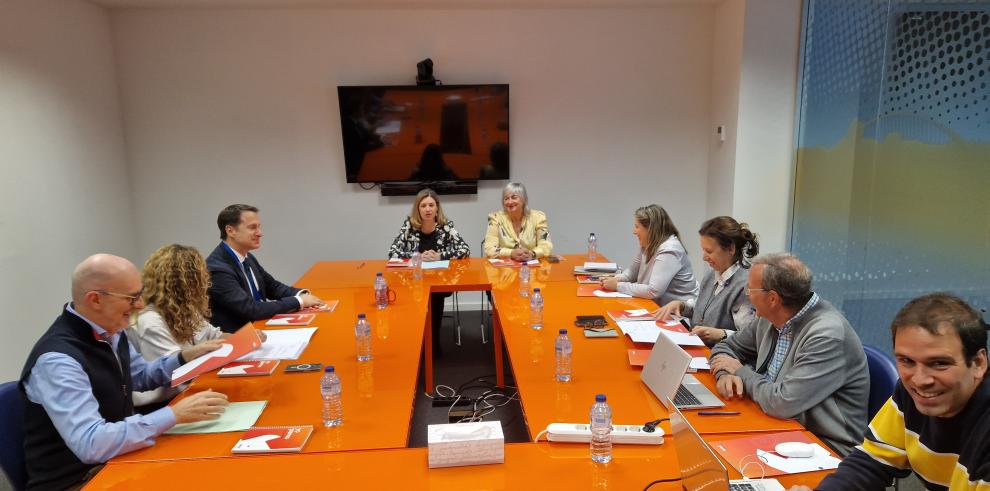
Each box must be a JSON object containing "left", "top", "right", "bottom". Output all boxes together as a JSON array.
[{"left": 388, "top": 188, "right": 470, "bottom": 355}]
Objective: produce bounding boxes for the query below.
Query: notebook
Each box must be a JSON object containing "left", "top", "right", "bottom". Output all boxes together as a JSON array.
[
  {"left": 217, "top": 360, "right": 280, "bottom": 377},
  {"left": 232, "top": 425, "right": 314, "bottom": 454}
]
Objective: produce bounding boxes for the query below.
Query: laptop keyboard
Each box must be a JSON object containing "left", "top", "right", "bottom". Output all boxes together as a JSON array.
[
  {"left": 673, "top": 385, "right": 702, "bottom": 407},
  {"left": 729, "top": 483, "right": 757, "bottom": 491}
]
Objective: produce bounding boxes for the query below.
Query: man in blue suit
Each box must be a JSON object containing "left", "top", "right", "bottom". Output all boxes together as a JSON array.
[{"left": 207, "top": 204, "right": 324, "bottom": 332}]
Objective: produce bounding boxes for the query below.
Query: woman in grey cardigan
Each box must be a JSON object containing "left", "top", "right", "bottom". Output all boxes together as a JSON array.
[
  {"left": 656, "top": 216, "right": 759, "bottom": 346},
  {"left": 601, "top": 204, "right": 698, "bottom": 306}
]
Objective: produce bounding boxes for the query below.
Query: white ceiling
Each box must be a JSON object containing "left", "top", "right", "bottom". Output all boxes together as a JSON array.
[{"left": 89, "top": 0, "right": 720, "bottom": 9}]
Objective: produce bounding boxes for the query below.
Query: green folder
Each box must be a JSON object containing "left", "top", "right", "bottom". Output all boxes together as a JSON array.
[{"left": 165, "top": 400, "right": 268, "bottom": 434}]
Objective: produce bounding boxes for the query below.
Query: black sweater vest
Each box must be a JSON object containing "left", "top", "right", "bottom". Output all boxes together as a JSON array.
[{"left": 19, "top": 307, "right": 134, "bottom": 491}]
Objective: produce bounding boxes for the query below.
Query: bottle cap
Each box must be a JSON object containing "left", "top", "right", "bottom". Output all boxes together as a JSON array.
[
  {"left": 376, "top": 272, "right": 383, "bottom": 277},
  {"left": 325, "top": 365, "right": 335, "bottom": 372},
  {"left": 534, "top": 288, "right": 541, "bottom": 293},
  {"left": 358, "top": 313, "right": 366, "bottom": 319},
  {"left": 559, "top": 328, "right": 567, "bottom": 334},
  {"left": 595, "top": 394, "right": 606, "bottom": 402}
]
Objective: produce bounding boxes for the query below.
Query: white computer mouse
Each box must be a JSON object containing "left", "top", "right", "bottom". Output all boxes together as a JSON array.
[{"left": 775, "top": 441, "right": 815, "bottom": 458}]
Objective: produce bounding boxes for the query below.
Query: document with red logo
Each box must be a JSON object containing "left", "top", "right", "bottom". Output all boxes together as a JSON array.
[
  {"left": 299, "top": 300, "right": 339, "bottom": 314},
  {"left": 386, "top": 258, "right": 410, "bottom": 268},
  {"left": 708, "top": 431, "right": 840, "bottom": 476},
  {"left": 232, "top": 425, "right": 314, "bottom": 454},
  {"left": 170, "top": 325, "right": 263, "bottom": 387},
  {"left": 217, "top": 360, "right": 280, "bottom": 377},
  {"left": 489, "top": 258, "right": 538, "bottom": 267},
  {"left": 265, "top": 313, "right": 316, "bottom": 326},
  {"left": 577, "top": 284, "right": 632, "bottom": 298},
  {"left": 607, "top": 309, "right": 655, "bottom": 322}
]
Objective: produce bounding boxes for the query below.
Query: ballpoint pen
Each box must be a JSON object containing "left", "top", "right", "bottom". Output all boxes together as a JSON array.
[{"left": 697, "top": 411, "right": 740, "bottom": 416}]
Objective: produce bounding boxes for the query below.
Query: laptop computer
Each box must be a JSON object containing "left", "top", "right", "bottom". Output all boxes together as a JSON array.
[
  {"left": 668, "top": 399, "right": 785, "bottom": 491},
  {"left": 640, "top": 327, "right": 725, "bottom": 409}
]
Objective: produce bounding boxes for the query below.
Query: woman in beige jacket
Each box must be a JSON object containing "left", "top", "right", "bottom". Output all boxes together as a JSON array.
[{"left": 483, "top": 182, "right": 553, "bottom": 260}]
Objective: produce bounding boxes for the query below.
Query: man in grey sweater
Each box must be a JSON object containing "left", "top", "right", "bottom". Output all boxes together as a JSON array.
[{"left": 709, "top": 253, "right": 869, "bottom": 456}]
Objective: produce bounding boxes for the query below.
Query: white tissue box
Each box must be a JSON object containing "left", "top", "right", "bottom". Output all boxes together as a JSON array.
[{"left": 427, "top": 421, "right": 505, "bottom": 468}]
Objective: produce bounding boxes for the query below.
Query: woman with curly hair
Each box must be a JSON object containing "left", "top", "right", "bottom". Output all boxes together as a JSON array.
[{"left": 131, "top": 244, "right": 239, "bottom": 408}]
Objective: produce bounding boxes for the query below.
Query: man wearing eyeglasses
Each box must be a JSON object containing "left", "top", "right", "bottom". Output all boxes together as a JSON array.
[
  {"left": 20, "top": 254, "right": 230, "bottom": 490},
  {"left": 708, "top": 253, "right": 869, "bottom": 457}
]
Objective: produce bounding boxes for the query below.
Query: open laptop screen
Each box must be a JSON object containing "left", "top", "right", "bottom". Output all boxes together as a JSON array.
[{"left": 668, "top": 398, "right": 732, "bottom": 490}]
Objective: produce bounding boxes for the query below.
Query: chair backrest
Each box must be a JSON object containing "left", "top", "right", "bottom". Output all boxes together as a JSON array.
[
  {"left": 0, "top": 381, "right": 27, "bottom": 491},
  {"left": 863, "top": 344, "right": 899, "bottom": 420}
]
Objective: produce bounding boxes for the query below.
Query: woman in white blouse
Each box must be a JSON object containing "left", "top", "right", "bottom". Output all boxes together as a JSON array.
[
  {"left": 131, "top": 244, "right": 241, "bottom": 408},
  {"left": 601, "top": 204, "right": 698, "bottom": 306}
]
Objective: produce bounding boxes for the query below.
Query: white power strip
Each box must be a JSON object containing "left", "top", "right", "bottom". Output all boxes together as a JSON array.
[{"left": 545, "top": 423, "right": 664, "bottom": 445}]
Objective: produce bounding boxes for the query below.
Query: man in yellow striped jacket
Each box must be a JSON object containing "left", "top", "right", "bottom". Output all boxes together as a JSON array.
[{"left": 793, "top": 293, "right": 989, "bottom": 491}]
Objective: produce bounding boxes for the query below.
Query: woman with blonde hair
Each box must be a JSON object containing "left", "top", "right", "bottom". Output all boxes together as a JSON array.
[
  {"left": 483, "top": 182, "right": 552, "bottom": 261},
  {"left": 387, "top": 188, "right": 470, "bottom": 355},
  {"left": 131, "top": 244, "right": 238, "bottom": 408},
  {"left": 387, "top": 188, "right": 470, "bottom": 261},
  {"left": 601, "top": 204, "right": 698, "bottom": 306}
]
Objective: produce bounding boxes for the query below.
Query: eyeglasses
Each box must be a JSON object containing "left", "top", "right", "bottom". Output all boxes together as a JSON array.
[
  {"left": 744, "top": 288, "right": 770, "bottom": 297},
  {"left": 94, "top": 290, "right": 144, "bottom": 306}
]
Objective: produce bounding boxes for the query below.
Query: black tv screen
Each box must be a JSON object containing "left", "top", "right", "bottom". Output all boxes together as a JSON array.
[{"left": 338, "top": 84, "right": 510, "bottom": 183}]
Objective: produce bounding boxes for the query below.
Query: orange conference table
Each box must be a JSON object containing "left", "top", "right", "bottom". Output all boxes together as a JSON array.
[
  {"left": 95, "top": 256, "right": 828, "bottom": 487},
  {"left": 89, "top": 435, "right": 831, "bottom": 490}
]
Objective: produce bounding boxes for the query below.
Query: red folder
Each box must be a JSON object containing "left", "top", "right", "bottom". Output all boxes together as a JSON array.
[
  {"left": 232, "top": 426, "right": 314, "bottom": 454},
  {"left": 170, "top": 325, "right": 262, "bottom": 387},
  {"left": 707, "top": 431, "right": 818, "bottom": 477}
]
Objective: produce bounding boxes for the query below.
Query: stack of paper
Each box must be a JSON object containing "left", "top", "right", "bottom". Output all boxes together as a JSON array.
[
  {"left": 239, "top": 327, "right": 318, "bottom": 361},
  {"left": 615, "top": 320, "right": 704, "bottom": 346},
  {"left": 582, "top": 262, "right": 618, "bottom": 272},
  {"left": 607, "top": 309, "right": 655, "bottom": 322}
]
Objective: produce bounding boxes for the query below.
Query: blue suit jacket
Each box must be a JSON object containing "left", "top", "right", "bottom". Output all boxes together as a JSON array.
[{"left": 206, "top": 242, "right": 302, "bottom": 333}]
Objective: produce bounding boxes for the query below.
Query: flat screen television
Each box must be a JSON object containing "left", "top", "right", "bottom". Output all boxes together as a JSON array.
[{"left": 338, "top": 84, "right": 510, "bottom": 183}]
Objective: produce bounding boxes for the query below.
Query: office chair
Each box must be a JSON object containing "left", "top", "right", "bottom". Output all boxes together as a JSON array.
[
  {"left": 0, "top": 381, "right": 27, "bottom": 490},
  {"left": 863, "top": 344, "right": 899, "bottom": 420}
]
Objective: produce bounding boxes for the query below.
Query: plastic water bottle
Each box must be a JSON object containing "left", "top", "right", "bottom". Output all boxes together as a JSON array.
[
  {"left": 320, "top": 366, "right": 343, "bottom": 427},
  {"left": 410, "top": 252, "right": 423, "bottom": 280},
  {"left": 590, "top": 394, "right": 612, "bottom": 463},
  {"left": 355, "top": 313, "right": 372, "bottom": 361},
  {"left": 519, "top": 264, "right": 531, "bottom": 297},
  {"left": 374, "top": 272, "right": 388, "bottom": 310},
  {"left": 588, "top": 233, "right": 598, "bottom": 260},
  {"left": 555, "top": 329, "right": 572, "bottom": 382},
  {"left": 530, "top": 287, "right": 544, "bottom": 330}
]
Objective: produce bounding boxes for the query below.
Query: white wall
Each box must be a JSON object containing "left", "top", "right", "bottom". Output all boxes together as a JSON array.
[
  {"left": 706, "top": 0, "right": 744, "bottom": 219},
  {"left": 111, "top": 6, "right": 715, "bottom": 285},
  {"left": 732, "top": 0, "right": 802, "bottom": 252},
  {"left": 0, "top": 0, "right": 135, "bottom": 381}
]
